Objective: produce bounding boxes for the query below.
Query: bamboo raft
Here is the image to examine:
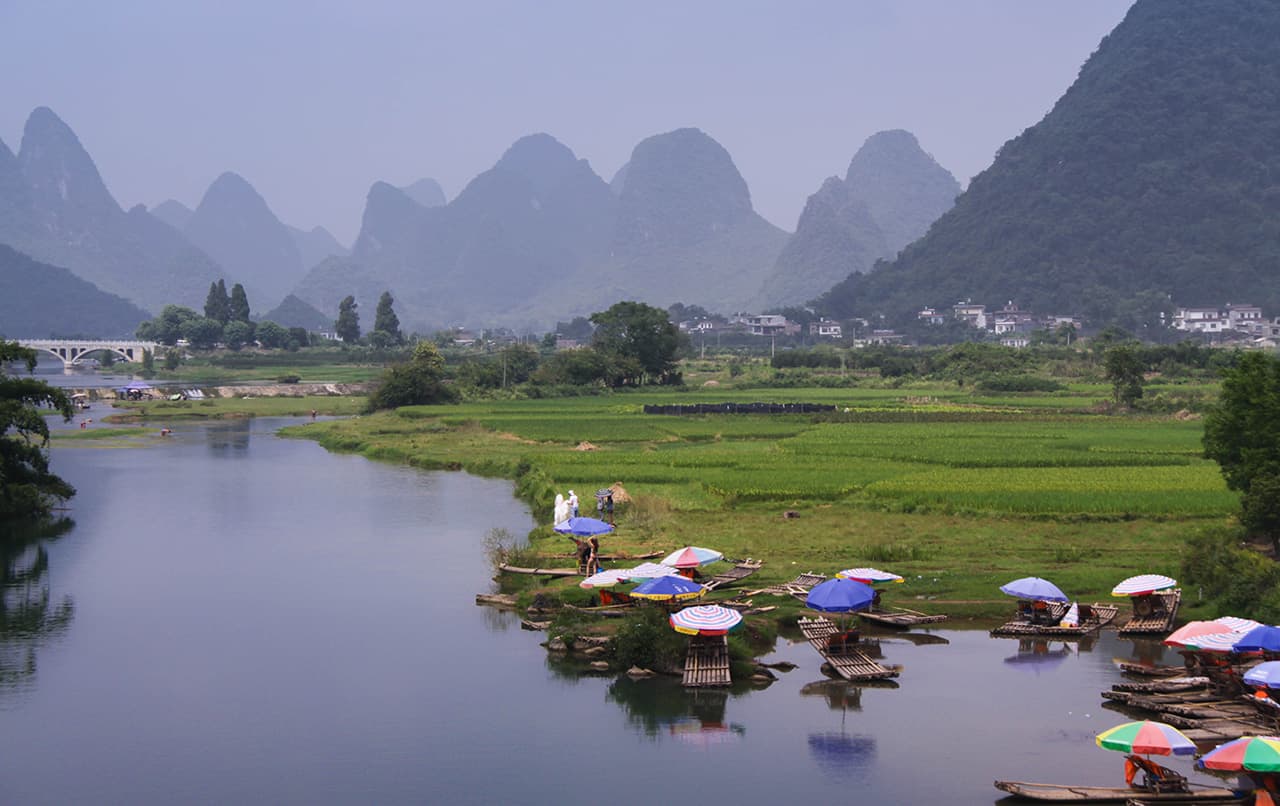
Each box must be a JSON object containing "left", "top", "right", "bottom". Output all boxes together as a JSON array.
[
  {"left": 1118, "top": 590, "right": 1183, "bottom": 635},
  {"left": 702, "top": 559, "right": 764, "bottom": 591},
  {"left": 683, "top": 635, "right": 732, "bottom": 687},
  {"left": 1118, "top": 662, "right": 1186, "bottom": 678},
  {"left": 748, "top": 572, "right": 827, "bottom": 599},
  {"left": 496, "top": 563, "right": 581, "bottom": 577},
  {"left": 991, "top": 602, "right": 1120, "bottom": 637},
  {"left": 993, "top": 780, "right": 1237, "bottom": 802},
  {"left": 1101, "top": 679, "right": 1280, "bottom": 742},
  {"left": 858, "top": 605, "right": 947, "bottom": 629},
  {"left": 797, "top": 617, "right": 900, "bottom": 682}
]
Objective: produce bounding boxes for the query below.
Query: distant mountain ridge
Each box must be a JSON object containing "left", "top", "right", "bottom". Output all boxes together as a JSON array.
[
  {"left": 819, "top": 0, "right": 1280, "bottom": 329},
  {"left": 0, "top": 107, "right": 223, "bottom": 313},
  {"left": 0, "top": 244, "right": 149, "bottom": 338},
  {"left": 291, "top": 127, "right": 788, "bottom": 330},
  {"left": 182, "top": 171, "right": 307, "bottom": 310},
  {"left": 762, "top": 130, "right": 958, "bottom": 306}
]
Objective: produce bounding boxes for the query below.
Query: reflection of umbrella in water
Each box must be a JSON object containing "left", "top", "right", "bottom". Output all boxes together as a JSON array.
[
  {"left": 668, "top": 719, "right": 745, "bottom": 748},
  {"left": 808, "top": 733, "right": 877, "bottom": 778},
  {"left": 1005, "top": 641, "right": 1072, "bottom": 674}
]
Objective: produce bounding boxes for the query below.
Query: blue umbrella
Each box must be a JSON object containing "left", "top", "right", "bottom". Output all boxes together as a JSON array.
[
  {"left": 1233, "top": 625, "right": 1280, "bottom": 654},
  {"left": 1244, "top": 661, "right": 1280, "bottom": 689},
  {"left": 630, "top": 575, "right": 705, "bottom": 602},
  {"left": 999, "top": 576, "right": 1069, "bottom": 602},
  {"left": 806, "top": 578, "right": 875, "bottom": 613},
  {"left": 553, "top": 517, "right": 615, "bottom": 537}
]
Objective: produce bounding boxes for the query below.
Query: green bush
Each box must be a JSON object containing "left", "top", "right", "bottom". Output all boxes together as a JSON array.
[
  {"left": 975, "top": 374, "right": 1065, "bottom": 393},
  {"left": 610, "top": 607, "right": 688, "bottom": 672},
  {"left": 1181, "top": 526, "right": 1280, "bottom": 622}
]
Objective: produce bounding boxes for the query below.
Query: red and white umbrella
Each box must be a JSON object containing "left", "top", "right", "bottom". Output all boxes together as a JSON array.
[
  {"left": 1111, "top": 574, "right": 1177, "bottom": 597},
  {"left": 670, "top": 604, "right": 743, "bottom": 636},
  {"left": 661, "top": 546, "right": 724, "bottom": 569},
  {"left": 836, "top": 567, "right": 903, "bottom": 584},
  {"left": 579, "top": 562, "right": 681, "bottom": 589}
]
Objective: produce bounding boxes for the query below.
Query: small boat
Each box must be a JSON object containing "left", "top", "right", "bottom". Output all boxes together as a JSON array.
[{"left": 994, "top": 779, "right": 1239, "bottom": 802}]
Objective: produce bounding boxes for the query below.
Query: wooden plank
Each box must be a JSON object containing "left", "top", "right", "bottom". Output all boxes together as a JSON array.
[
  {"left": 1119, "top": 589, "right": 1182, "bottom": 635},
  {"left": 798, "top": 617, "right": 900, "bottom": 682}
]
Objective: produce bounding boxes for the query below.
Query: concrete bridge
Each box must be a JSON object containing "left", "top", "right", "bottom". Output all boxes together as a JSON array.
[{"left": 17, "top": 339, "right": 161, "bottom": 369}]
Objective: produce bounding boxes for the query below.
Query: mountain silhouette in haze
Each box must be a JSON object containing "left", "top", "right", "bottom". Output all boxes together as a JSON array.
[
  {"left": 292, "top": 128, "right": 789, "bottom": 329},
  {"left": 820, "top": 0, "right": 1280, "bottom": 329},
  {"left": 762, "top": 129, "right": 958, "bottom": 306},
  {"left": 399, "top": 178, "right": 446, "bottom": 208},
  {"left": 0, "top": 244, "right": 149, "bottom": 338},
  {"left": 261, "top": 293, "right": 332, "bottom": 331},
  {"left": 601, "top": 127, "right": 787, "bottom": 314},
  {"left": 150, "top": 199, "right": 193, "bottom": 231},
  {"left": 287, "top": 224, "right": 348, "bottom": 271},
  {"left": 0, "top": 107, "right": 223, "bottom": 315},
  {"left": 182, "top": 171, "right": 307, "bottom": 311}
]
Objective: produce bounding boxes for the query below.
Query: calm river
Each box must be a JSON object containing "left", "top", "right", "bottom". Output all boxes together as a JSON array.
[{"left": 0, "top": 418, "right": 1213, "bottom": 804}]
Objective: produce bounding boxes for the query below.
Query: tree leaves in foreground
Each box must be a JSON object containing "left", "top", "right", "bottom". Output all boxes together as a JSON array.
[{"left": 0, "top": 341, "right": 75, "bottom": 521}]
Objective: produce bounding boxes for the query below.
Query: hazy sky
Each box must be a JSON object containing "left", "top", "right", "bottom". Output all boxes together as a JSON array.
[{"left": 1, "top": 1, "right": 1134, "bottom": 245}]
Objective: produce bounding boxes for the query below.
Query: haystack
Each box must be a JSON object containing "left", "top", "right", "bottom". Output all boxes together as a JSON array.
[
  {"left": 608, "top": 482, "right": 632, "bottom": 504},
  {"left": 574, "top": 441, "right": 598, "bottom": 451}
]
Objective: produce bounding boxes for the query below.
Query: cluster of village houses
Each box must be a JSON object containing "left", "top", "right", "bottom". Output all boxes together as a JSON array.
[{"left": 672, "top": 300, "right": 1280, "bottom": 349}]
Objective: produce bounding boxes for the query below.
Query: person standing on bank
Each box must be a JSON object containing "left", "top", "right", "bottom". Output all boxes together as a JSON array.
[{"left": 568, "top": 490, "right": 579, "bottom": 518}]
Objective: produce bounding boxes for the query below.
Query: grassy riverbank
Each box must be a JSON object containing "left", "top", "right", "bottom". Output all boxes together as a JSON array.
[
  {"left": 284, "top": 381, "right": 1233, "bottom": 621},
  {"left": 104, "top": 396, "right": 364, "bottom": 422}
]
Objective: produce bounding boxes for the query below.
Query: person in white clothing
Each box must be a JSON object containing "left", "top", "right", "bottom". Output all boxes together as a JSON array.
[{"left": 568, "top": 490, "right": 579, "bottom": 518}]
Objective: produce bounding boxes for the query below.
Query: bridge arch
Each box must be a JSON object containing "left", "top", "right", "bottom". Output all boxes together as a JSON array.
[{"left": 14, "top": 339, "right": 161, "bottom": 370}]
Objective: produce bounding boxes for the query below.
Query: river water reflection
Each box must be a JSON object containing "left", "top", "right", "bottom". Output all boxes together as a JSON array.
[{"left": 0, "top": 419, "right": 1215, "bottom": 804}]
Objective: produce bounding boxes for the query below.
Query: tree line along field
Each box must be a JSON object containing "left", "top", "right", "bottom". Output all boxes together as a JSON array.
[{"left": 292, "top": 382, "right": 1232, "bottom": 617}]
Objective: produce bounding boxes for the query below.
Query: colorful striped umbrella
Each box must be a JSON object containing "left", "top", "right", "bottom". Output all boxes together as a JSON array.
[
  {"left": 1111, "top": 574, "right": 1177, "bottom": 597},
  {"left": 806, "top": 578, "right": 875, "bottom": 613},
  {"left": 999, "top": 577, "right": 1068, "bottom": 602},
  {"left": 669, "top": 604, "right": 743, "bottom": 636},
  {"left": 579, "top": 569, "right": 631, "bottom": 589},
  {"left": 1096, "top": 720, "right": 1197, "bottom": 756},
  {"left": 630, "top": 575, "right": 705, "bottom": 602},
  {"left": 1199, "top": 736, "right": 1280, "bottom": 772},
  {"left": 1244, "top": 662, "right": 1280, "bottom": 689},
  {"left": 1170, "top": 618, "right": 1265, "bottom": 651},
  {"left": 835, "top": 567, "right": 903, "bottom": 584},
  {"left": 1164, "top": 620, "right": 1236, "bottom": 648},
  {"left": 660, "top": 546, "right": 724, "bottom": 569},
  {"left": 1217, "top": 616, "right": 1263, "bottom": 632}
]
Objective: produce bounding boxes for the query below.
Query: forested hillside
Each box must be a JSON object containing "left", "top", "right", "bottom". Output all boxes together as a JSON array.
[{"left": 819, "top": 0, "right": 1280, "bottom": 330}]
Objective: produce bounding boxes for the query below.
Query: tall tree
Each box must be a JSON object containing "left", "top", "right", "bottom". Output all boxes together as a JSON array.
[
  {"left": 335, "top": 295, "right": 361, "bottom": 344},
  {"left": 1103, "top": 345, "right": 1145, "bottom": 408},
  {"left": 204, "top": 279, "right": 230, "bottom": 324},
  {"left": 366, "top": 341, "right": 457, "bottom": 411},
  {"left": 590, "top": 300, "right": 685, "bottom": 385},
  {"left": 1204, "top": 352, "right": 1280, "bottom": 493},
  {"left": 373, "top": 291, "right": 403, "bottom": 344},
  {"left": 0, "top": 342, "right": 75, "bottom": 521},
  {"left": 228, "top": 283, "right": 251, "bottom": 323}
]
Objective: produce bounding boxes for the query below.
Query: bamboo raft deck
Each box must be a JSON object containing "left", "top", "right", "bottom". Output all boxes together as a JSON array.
[
  {"left": 496, "top": 563, "right": 581, "bottom": 577},
  {"left": 797, "top": 617, "right": 900, "bottom": 682},
  {"left": 993, "top": 780, "right": 1237, "bottom": 802},
  {"left": 991, "top": 602, "right": 1119, "bottom": 637},
  {"left": 1101, "top": 678, "right": 1280, "bottom": 742},
  {"left": 748, "top": 572, "right": 826, "bottom": 598},
  {"left": 858, "top": 605, "right": 947, "bottom": 629},
  {"left": 1118, "top": 590, "right": 1182, "bottom": 635},
  {"left": 682, "top": 636, "right": 732, "bottom": 687},
  {"left": 702, "top": 559, "right": 764, "bottom": 591}
]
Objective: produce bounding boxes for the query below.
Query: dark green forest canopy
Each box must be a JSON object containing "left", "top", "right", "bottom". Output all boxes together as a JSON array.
[{"left": 818, "top": 0, "right": 1280, "bottom": 331}]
